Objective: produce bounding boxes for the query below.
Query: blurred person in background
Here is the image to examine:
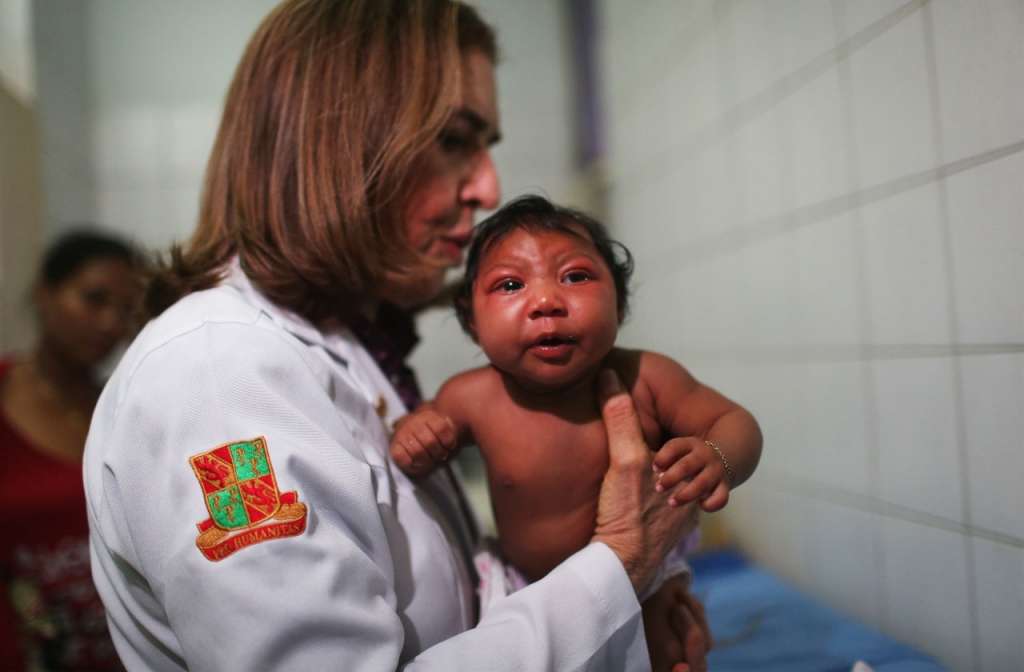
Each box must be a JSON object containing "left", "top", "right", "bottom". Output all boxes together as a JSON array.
[{"left": 1, "top": 229, "right": 142, "bottom": 670}]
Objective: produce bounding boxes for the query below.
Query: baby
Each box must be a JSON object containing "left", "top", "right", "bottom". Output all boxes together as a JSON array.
[{"left": 391, "top": 195, "right": 762, "bottom": 663}]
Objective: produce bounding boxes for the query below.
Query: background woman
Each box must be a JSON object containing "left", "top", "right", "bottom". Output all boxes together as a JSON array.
[
  {"left": 83, "top": 1, "right": 705, "bottom": 669},
  {"left": 2, "top": 229, "right": 140, "bottom": 670}
]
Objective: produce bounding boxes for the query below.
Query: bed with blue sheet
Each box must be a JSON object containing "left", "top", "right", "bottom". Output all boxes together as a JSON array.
[{"left": 689, "top": 549, "right": 949, "bottom": 672}]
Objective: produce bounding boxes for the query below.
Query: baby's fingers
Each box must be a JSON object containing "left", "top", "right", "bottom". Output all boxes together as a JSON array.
[
  {"left": 668, "top": 471, "right": 727, "bottom": 509},
  {"left": 409, "top": 414, "right": 457, "bottom": 462},
  {"left": 653, "top": 438, "right": 694, "bottom": 473},
  {"left": 698, "top": 483, "right": 730, "bottom": 512},
  {"left": 391, "top": 438, "right": 432, "bottom": 476},
  {"left": 654, "top": 453, "right": 703, "bottom": 493}
]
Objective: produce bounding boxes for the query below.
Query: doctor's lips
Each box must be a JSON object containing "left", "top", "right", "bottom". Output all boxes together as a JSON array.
[{"left": 439, "top": 231, "right": 472, "bottom": 263}]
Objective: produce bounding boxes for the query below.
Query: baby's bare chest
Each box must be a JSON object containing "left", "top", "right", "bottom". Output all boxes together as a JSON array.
[{"left": 471, "top": 396, "right": 663, "bottom": 498}]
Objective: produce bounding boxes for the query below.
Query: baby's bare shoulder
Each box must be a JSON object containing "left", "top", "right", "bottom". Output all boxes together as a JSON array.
[
  {"left": 434, "top": 365, "right": 505, "bottom": 417},
  {"left": 607, "top": 348, "right": 698, "bottom": 424}
]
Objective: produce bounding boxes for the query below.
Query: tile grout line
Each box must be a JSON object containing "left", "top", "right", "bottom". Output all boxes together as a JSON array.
[
  {"left": 920, "top": 5, "right": 982, "bottom": 669},
  {"left": 750, "top": 470, "right": 1024, "bottom": 551},
  {"left": 612, "top": 0, "right": 928, "bottom": 190},
  {"left": 635, "top": 139, "right": 1024, "bottom": 279},
  {"left": 606, "top": 0, "right": 733, "bottom": 122},
  {"left": 676, "top": 343, "right": 1024, "bottom": 367},
  {"left": 830, "top": 0, "right": 891, "bottom": 633}
]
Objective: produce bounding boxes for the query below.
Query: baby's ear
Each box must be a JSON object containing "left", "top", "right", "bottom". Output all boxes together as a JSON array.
[{"left": 456, "top": 297, "right": 480, "bottom": 342}]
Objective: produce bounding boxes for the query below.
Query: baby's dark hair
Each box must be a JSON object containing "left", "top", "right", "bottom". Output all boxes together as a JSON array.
[
  {"left": 40, "top": 228, "right": 140, "bottom": 287},
  {"left": 455, "top": 195, "right": 634, "bottom": 334}
]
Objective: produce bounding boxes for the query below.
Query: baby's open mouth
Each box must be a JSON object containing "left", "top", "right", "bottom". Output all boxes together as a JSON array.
[{"left": 531, "top": 335, "right": 576, "bottom": 351}]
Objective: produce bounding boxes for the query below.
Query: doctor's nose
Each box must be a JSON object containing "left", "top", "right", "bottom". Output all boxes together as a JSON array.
[{"left": 461, "top": 151, "right": 501, "bottom": 211}]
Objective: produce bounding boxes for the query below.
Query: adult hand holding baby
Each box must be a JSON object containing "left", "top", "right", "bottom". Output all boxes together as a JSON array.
[
  {"left": 591, "top": 368, "right": 701, "bottom": 595},
  {"left": 592, "top": 369, "right": 710, "bottom": 671}
]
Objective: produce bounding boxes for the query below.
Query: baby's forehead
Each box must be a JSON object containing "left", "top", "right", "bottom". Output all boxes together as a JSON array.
[{"left": 480, "top": 221, "right": 599, "bottom": 259}]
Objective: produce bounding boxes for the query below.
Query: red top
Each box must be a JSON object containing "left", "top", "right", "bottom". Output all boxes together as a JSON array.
[{"left": 0, "top": 358, "right": 122, "bottom": 670}]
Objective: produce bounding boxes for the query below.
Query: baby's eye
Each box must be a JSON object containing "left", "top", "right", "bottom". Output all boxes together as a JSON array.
[
  {"left": 497, "top": 279, "right": 523, "bottom": 292},
  {"left": 563, "top": 271, "right": 590, "bottom": 284}
]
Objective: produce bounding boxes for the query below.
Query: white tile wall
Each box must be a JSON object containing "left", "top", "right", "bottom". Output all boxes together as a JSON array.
[
  {"left": 791, "top": 212, "right": 864, "bottom": 346},
  {"left": 838, "top": 0, "right": 915, "bottom": 41},
  {"left": 659, "top": 30, "right": 725, "bottom": 148},
  {"left": 972, "top": 537, "right": 1024, "bottom": 671},
  {"left": 782, "top": 69, "right": 850, "bottom": 209},
  {"left": 872, "top": 358, "right": 963, "bottom": 522},
  {"left": 801, "top": 361, "right": 872, "bottom": 496},
  {"left": 879, "top": 518, "right": 973, "bottom": 671},
  {"left": 945, "top": 153, "right": 1024, "bottom": 345},
  {"left": 725, "top": 483, "right": 810, "bottom": 586},
  {"left": 803, "top": 500, "right": 881, "bottom": 626},
  {"left": 600, "top": 0, "right": 1022, "bottom": 668},
  {"left": 847, "top": 10, "right": 936, "bottom": 188},
  {"left": 960, "top": 353, "right": 1024, "bottom": 541},
  {"left": 93, "top": 106, "right": 160, "bottom": 175},
  {"left": 735, "top": 105, "right": 792, "bottom": 224},
  {"left": 732, "top": 363, "right": 815, "bottom": 484},
  {"left": 167, "top": 105, "right": 220, "bottom": 173},
  {"left": 732, "top": 234, "right": 800, "bottom": 348},
  {"left": 861, "top": 182, "right": 951, "bottom": 345},
  {"left": 930, "top": 1, "right": 1024, "bottom": 165},
  {"left": 95, "top": 187, "right": 162, "bottom": 247},
  {"left": 771, "top": 1, "right": 838, "bottom": 81}
]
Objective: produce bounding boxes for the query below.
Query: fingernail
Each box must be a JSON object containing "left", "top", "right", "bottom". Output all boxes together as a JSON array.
[
  {"left": 668, "top": 498, "right": 678, "bottom": 507},
  {"left": 655, "top": 483, "right": 664, "bottom": 493},
  {"left": 598, "top": 369, "right": 622, "bottom": 396}
]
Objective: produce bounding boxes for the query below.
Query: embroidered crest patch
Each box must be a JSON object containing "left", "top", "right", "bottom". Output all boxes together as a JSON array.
[{"left": 189, "top": 437, "right": 307, "bottom": 561}]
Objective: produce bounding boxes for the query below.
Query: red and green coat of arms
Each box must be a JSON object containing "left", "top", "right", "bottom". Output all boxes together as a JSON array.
[{"left": 189, "top": 437, "right": 307, "bottom": 561}]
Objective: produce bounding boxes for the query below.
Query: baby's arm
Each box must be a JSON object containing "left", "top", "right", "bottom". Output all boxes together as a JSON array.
[
  {"left": 635, "top": 350, "right": 762, "bottom": 512},
  {"left": 389, "top": 370, "right": 479, "bottom": 478}
]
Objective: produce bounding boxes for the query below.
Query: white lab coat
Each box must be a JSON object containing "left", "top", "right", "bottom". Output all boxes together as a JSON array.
[{"left": 84, "top": 264, "right": 649, "bottom": 671}]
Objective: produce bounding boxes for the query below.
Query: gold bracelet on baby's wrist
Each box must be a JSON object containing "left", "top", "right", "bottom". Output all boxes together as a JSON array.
[{"left": 705, "top": 440, "right": 734, "bottom": 488}]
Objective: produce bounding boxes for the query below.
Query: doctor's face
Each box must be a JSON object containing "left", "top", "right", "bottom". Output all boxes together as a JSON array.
[
  {"left": 395, "top": 49, "right": 502, "bottom": 309},
  {"left": 469, "top": 226, "right": 621, "bottom": 393}
]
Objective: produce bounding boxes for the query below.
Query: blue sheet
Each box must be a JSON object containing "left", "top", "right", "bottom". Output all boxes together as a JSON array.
[{"left": 689, "top": 550, "right": 949, "bottom": 672}]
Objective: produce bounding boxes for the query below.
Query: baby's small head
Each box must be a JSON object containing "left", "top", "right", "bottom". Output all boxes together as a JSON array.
[{"left": 454, "top": 195, "right": 634, "bottom": 337}]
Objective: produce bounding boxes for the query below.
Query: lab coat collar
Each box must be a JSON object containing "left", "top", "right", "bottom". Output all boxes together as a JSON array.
[
  {"left": 222, "top": 258, "right": 349, "bottom": 359},
  {"left": 220, "top": 259, "right": 403, "bottom": 425}
]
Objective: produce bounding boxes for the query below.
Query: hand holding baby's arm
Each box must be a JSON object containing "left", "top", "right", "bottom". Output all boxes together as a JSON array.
[{"left": 390, "top": 403, "right": 459, "bottom": 478}]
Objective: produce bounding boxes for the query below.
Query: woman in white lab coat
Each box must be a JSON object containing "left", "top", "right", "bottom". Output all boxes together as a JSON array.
[{"left": 83, "top": 1, "right": 707, "bottom": 670}]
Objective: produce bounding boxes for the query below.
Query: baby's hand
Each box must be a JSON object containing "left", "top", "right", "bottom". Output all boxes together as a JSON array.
[
  {"left": 390, "top": 407, "right": 459, "bottom": 478},
  {"left": 652, "top": 437, "right": 730, "bottom": 512}
]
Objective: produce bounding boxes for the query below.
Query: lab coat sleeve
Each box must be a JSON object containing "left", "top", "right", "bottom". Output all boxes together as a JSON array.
[
  {"left": 406, "top": 542, "right": 649, "bottom": 671},
  {"left": 87, "top": 318, "right": 649, "bottom": 672}
]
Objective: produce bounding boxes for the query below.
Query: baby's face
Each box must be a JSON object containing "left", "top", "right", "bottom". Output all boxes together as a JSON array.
[{"left": 470, "top": 225, "right": 619, "bottom": 393}]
